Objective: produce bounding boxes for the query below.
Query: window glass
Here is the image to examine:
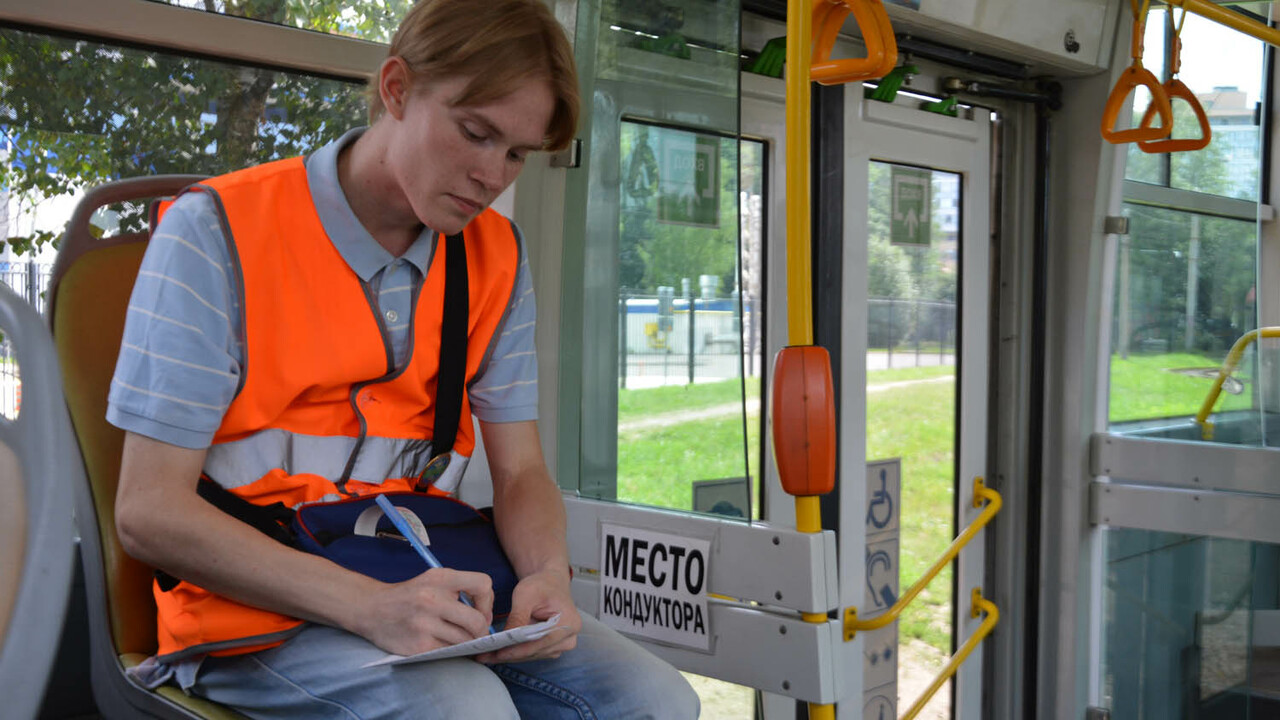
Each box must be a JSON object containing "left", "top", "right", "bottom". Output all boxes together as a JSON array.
[
  {"left": 1124, "top": 9, "right": 1263, "bottom": 201},
  {"left": 0, "top": 331, "right": 19, "bottom": 421},
  {"left": 613, "top": 120, "right": 753, "bottom": 515},
  {"left": 1102, "top": 529, "right": 1268, "bottom": 720},
  {"left": 0, "top": 29, "right": 365, "bottom": 261},
  {"left": 867, "top": 162, "right": 960, "bottom": 715},
  {"left": 1124, "top": 9, "right": 1167, "bottom": 187},
  {"left": 145, "top": 0, "right": 412, "bottom": 43},
  {"left": 1170, "top": 13, "right": 1263, "bottom": 200},
  {"left": 1108, "top": 205, "right": 1262, "bottom": 442}
]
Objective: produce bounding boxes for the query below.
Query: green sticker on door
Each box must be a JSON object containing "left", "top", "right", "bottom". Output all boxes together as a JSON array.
[{"left": 890, "top": 166, "right": 930, "bottom": 247}]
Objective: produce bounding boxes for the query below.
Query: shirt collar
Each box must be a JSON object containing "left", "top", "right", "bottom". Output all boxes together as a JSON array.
[{"left": 305, "top": 127, "right": 435, "bottom": 281}]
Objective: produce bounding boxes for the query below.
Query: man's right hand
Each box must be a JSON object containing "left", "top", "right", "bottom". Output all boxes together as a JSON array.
[{"left": 351, "top": 568, "right": 495, "bottom": 656}]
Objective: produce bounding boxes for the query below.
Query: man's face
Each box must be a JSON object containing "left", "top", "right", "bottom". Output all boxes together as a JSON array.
[{"left": 387, "top": 74, "right": 555, "bottom": 236}]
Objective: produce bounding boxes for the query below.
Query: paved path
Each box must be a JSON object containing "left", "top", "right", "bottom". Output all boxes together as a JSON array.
[
  {"left": 617, "top": 375, "right": 953, "bottom": 433},
  {"left": 619, "top": 402, "right": 759, "bottom": 433}
]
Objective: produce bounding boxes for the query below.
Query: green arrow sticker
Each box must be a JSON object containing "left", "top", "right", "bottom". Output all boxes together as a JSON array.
[{"left": 890, "top": 167, "right": 931, "bottom": 247}]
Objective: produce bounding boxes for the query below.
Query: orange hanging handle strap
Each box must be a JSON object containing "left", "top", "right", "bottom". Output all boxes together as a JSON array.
[
  {"left": 810, "top": 0, "right": 898, "bottom": 85},
  {"left": 1101, "top": 0, "right": 1173, "bottom": 144},
  {"left": 1138, "top": 9, "right": 1212, "bottom": 153}
]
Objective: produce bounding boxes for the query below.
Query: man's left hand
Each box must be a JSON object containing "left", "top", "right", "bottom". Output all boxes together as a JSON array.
[{"left": 477, "top": 567, "right": 580, "bottom": 664}]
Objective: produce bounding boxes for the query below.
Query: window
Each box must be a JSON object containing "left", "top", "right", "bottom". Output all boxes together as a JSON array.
[
  {"left": 0, "top": 28, "right": 365, "bottom": 259},
  {"left": 1111, "top": 10, "right": 1267, "bottom": 445},
  {"left": 1125, "top": 10, "right": 1263, "bottom": 201},
  {"left": 145, "top": 0, "right": 411, "bottom": 43}
]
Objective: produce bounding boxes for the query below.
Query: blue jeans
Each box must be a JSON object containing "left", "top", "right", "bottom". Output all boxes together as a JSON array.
[{"left": 184, "top": 614, "right": 700, "bottom": 719}]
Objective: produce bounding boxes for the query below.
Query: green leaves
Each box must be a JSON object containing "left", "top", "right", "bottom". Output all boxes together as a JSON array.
[{"left": 1, "top": 230, "right": 58, "bottom": 257}]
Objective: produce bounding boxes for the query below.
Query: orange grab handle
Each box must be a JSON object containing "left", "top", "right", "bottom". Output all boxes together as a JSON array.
[
  {"left": 1138, "top": 78, "right": 1211, "bottom": 153},
  {"left": 771, "top": 346, "right": 836, "bottom": 497},
  {"left": 1100, "top": 65, "right": 1173, "bottom": 144},
  {"left": 810, "top": 0, "right": 898, "bottom": 85}
]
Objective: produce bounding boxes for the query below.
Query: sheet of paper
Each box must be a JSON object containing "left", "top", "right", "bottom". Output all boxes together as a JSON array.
[{"left": 362, "top": 614, "right": 563, "bottom": 667}]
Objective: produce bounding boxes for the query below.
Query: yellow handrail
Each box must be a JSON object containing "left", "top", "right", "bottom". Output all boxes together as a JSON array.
[
  {"left": 1165, "top": 0, "right": 1280, "bottom": 49},
  {"left": 785, "top": 0, "right": 814, "bottom": 350},
  {"left": 902, "top": 589, "right": 1000, "bottom": 720},
  {"left": 844, "top": 478, "right": 1002, "bottom": 638},
  {"left": 1194, "top": 327, "right": 1280, "bottom": 440}
]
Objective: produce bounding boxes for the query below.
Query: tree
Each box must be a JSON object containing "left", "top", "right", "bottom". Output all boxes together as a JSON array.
[{"left": 0, "top": 1, "right": 402, "bottom": 255}]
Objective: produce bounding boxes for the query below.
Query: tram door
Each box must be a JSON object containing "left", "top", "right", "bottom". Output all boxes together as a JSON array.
[{"left": 833, "top": 89, "right": 994, "bottom": 719}]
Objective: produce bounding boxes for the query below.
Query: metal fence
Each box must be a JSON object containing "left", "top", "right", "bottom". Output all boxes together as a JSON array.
[
  {"left": 617, "top": 291, "right": 763, "bottom": 389},
  {"left": 868, "top": 297, "right": 957, "bottom": 370},
  {"left": 1, "top": 261, "right": 54, "bottom": 419},
  {"left": 613, "top": 294, "right": 956, "bottom": 388}
]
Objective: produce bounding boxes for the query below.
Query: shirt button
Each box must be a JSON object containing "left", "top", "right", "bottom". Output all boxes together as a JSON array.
[{"left": 385, "top": 309, "right": 399, "bottom": 323}]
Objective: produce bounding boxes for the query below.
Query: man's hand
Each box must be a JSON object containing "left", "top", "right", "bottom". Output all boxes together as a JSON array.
[
  {"left": 478, "top": 567, "right": 580, "bottom": 664},
  {"left": 351, "top": 568, "right": 495, "bottom": 657}
]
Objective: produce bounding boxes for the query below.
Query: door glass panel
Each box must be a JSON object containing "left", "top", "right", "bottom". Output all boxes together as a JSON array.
[
  {"left": 613, "top": 123, "right": 761, "bottom": 516},
  {"left": 1108, "top": 205, "right": 1264, "bottom": 445},
  {"left": 867, "top": 161, "right": 960, "bottom": 718},
  {"left": 568, "top": 1, "right": 751, "bottom": 713},
  {"left": 1103, "top": 529, "right": 1278, "bottom": 719},
  {"left": 570, "top": 0, "right": 747, "bottom": 513}
]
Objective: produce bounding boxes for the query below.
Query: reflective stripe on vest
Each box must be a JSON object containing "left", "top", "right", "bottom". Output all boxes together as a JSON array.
[{"left": 150, "top": 157, "right": 520, "bottom": 662}]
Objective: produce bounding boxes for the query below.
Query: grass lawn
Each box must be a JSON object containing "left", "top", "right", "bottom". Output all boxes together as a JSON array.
[
  {"left": 616, "top": 413, "right": 760, "bottom": 513},
  {"left": 867, "top": 371, "right": 956, "bottom": 651},
  {"left": 1109, "top": 351, "right": 1254, "bottom": 423},
  {"left": 614, "top": 364, "right": 959, "bottom": 654}
]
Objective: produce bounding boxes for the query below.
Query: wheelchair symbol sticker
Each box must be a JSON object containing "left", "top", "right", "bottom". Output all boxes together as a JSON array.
[
  {"left": 867, "top": 468, "right": 893, "bottom": 529},
  {"left": 865, "top": 460, "right": 900, "bottom": 535}
]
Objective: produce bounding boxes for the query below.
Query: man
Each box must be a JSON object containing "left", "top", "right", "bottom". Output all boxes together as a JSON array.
[{"left": 110, "top": 1, "right": 699, "bottom": 717}]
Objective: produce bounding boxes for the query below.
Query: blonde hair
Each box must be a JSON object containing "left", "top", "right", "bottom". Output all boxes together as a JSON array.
[{"left": 369, "top": 0, "right": 579, "bottom": 151}]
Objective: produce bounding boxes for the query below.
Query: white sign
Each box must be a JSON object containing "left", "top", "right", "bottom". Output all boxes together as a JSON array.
[
  {"left": 599, "top": 523, "right": 712, "bottom": 651},
  {"left": 864, "top": 459, "right": 902, "bottom": 711},
  {"left": 862, "top": 622, "right": 898, "bottom": 692}
]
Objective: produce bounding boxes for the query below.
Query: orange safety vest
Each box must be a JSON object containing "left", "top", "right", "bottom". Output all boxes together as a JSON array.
[{"left": 149, "top": 157, "right": 522, "bottom": 662}]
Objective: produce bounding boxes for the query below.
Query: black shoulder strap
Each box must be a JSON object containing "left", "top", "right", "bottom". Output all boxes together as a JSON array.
[{"left": 432, "top": 232, "right": 468, "bottom": 456}]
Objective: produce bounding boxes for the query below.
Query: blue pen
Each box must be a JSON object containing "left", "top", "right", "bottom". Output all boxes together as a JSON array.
[{"left": 374, "top": 495, "right": 495, "bottom": 634}]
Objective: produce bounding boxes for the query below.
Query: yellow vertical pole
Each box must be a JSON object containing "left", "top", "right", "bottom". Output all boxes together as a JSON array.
[
  {"left": 786, "top": 0, "right": 815, "bottom": 351},
  {"left": 784, "top": 2, "right": 833, "bottom": 719}
]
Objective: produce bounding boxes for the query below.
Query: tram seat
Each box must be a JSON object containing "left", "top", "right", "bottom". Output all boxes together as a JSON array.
[
  {"left": 0, "top": 283, "right": 77, "bottom": 720},
  {"left": 49, "top": 176, "right": 247, "bottom": 720}
]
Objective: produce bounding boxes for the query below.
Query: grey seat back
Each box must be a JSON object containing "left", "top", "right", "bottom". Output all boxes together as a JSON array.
[{"left": 0, "top": 282, "right": 76, "bottom": 720}]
